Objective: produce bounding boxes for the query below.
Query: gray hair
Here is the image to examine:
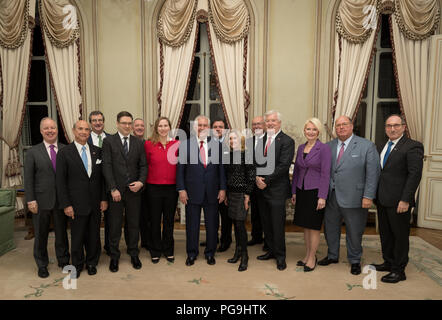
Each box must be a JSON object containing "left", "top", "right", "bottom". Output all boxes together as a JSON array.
[
  {"left": 194, "top": 115, "right": 211, "bottom": 126},
  {"left": 264, "top": 110, "right": 282, "bottom": 122},
  {"left": 385, "top": 114, "right": 406, "bottom": 125},
  {"left": 40, "top": 117, "right": 57, "bottom": 130}
]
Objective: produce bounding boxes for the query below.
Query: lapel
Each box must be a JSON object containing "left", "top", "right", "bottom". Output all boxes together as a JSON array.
[
  {"left": 69, "top": 143, "right": 89, "bottom": 178},
  {"left": 384, "top": 136, "right": 407, "bottom": 169},
  {"left": 38, "top": 143, "right": 55, "bottom": 172},
  {"left": 336, "top": 136, "right": 357, "bottom": 169},
  {"left": 330, "top": 139, "right": 338, "bottom": 171},
  {"left": 89, "top": 143, "right": 99, "bottom": 178}
]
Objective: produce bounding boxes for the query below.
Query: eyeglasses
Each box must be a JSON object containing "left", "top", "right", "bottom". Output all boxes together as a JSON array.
[
  {"left": 119, "top": 121, "right": 132, "bottom": 126},
  {"left": 335, "top": 122, "right": 351, "bottom": 129},
  {"left": 385, "top": 124, "right": 404, "bottom": 130}
]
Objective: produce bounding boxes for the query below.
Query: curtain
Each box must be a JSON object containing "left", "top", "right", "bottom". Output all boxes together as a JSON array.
[
  {"left": 0, "top": 0, "right": 34, "bottom": 188},
  {"left": 39, "top": 0, "right": 81, "bottom": 142},
  {"left": 391, "top": 0, "right": 440, "bottom": 141},
  {"left": 331, "top": 0, "right": 380, "bottom": 129}
]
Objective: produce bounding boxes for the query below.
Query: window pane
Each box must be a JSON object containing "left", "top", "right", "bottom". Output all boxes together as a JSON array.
[
  {"left": 353, "top": 102, "right": 367, "bottom": 138},
  {"left": 375, "top": 102, "right": 401, "bottom": 150},
  {"left": 32, "top": 26, "right": 45, "bottom": 56},
  {"left": 380, "top": 14, "right": 392, "bottom": 48},
  {"left": 378, "top": 53, "right": 398, "bottom": 98},
  {"left": 28, "top": 60, "right": 47, "bottom": 102},
  {"left": 186, "top": 57, "right": 200, "bottom": 100},
  {"left": 179, "top": 104, "right": 201, "bottom": 138},
  {"left": 24, "top": 105, "right": 48, "bottom": 145},
  {"left": 209, "top": 60, "right": 220, "bottom": 101},
  {"left": 210, "top": 104, "right": 228, "bottom": 128}
]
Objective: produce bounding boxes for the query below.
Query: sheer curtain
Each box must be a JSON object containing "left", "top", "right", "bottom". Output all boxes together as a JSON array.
[{"left": 0, "top": 0, "right": 35, "bottom": 187}]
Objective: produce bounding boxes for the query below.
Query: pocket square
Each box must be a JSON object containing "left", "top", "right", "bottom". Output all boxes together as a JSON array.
[
  {"left": 96, "top": 159, "right": 102, "bottom": 164},
  {"left": 351, "top": 155, "right": 359, "bottom": 157}
]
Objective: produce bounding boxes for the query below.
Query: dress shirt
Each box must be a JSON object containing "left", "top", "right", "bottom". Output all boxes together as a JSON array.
[
  {"left": 118, "top": 131, "right": 130, "bottom": 152},
  {"left": 43, "top": 140, "right": 58, "bottom": 159},
  {"left": 197, "top": 136, "right": 209, "bottom": 164},
  {"left": 380, "top": 135, "right": 403, "bottom": 168},
  {"left": 145, "top": 140, "right": 179, "bottom": 185},
  {"left": 336, "top": 134, "right": 354, "bottom": 159},
  {"left": 74, "top": 141, "right": 92, "bottom": 177},
  {"left": 90, "top": 131, "right": 107, "bottom": 147}
]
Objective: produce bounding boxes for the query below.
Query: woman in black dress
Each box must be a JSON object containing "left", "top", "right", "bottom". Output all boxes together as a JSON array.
[{"left": 224, "top": 130, "right": 255, "bottom": 271}]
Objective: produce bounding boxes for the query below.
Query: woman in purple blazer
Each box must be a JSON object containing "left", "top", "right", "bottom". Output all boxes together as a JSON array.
[{"left": 291, "top": 118, "right": 331, "bottom": 272}]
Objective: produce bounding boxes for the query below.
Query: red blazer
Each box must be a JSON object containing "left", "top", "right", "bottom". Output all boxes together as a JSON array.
[{"left": 144, "top": 139, "right": 179, "bottom": 185}]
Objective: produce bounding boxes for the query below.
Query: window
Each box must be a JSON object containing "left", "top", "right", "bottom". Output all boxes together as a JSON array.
[
  {"left": 179, "top": 23, "right": 227, "bottom": 136},
  {"left": 354, "top": 14, "right": 400, "bottom": 150}
]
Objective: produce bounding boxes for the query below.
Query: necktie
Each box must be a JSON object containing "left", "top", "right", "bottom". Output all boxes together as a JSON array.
[
  {"left": 49, "top": 145, "right": 56, "bottom": 171},
  {"left": 200, "top": 141, "right": 207, "bottom": 168},
  {"left": 383, "top": 141, "right": 394, "bottom": 167},
  {"left": 123, "top": 137, "right": 128, "bottom": 156},
  {"left": 336, "top": 142, "right": 345, "bottom": 164},
  {"left": 264, "top": 136, "right": 272, "bottom": 156},
  {"left": 81, "top": 146, "right": 88, "bottom": 173},
  {"left": 98, "top": 134, "right": 103, "bottom": 148}
]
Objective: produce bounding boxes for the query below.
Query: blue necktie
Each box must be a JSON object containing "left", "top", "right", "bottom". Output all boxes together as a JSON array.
[
  {"left": 81, "top": 146, "right": 88, "bottom": 172},
  {"left": 383, "top": 141, "right": 394, "bottom": 167},
  {"left": 123, "top": 137, "right": 128, "bottom": 156}
]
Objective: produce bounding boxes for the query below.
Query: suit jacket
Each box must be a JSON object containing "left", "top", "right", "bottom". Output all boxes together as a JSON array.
[
  {"left": 102, "top": 133, "right": 148, "bottom": 193},
  {"left": 246, "top": 135, "right": 265, "bottom": 193},
  {"left": 291, "top": 140, "right": 331, "bottom": 199},
  {"left": 56, "top": 142, "right": 106, "bottom": 215},
  {"left": 327, "top": 135, "right": 380, "bottom": 208},
  {"left": 24, "top": 142, "right": 65, "bottom": 210},
  {"left": 87, "top": 131, "right": 110, "bottom": 147},
  {"left": 376, "top": 136, "right": 424, "bottom": 207},
  {"left": 176, "top": 136, "right": 227, "bottom": 205},
  {"left": 257, "top": 131, "right": 295, "bottom": 200}
]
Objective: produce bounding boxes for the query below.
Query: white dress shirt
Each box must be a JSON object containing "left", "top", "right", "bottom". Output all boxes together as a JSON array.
[
  {"left": 380, "top": 135, "right": 403, "bottom": 168},
  {"left": 90, "top": 131, "right": 107, "bottom": 147},
  {"left": 118, "top": 131, "right": 130, "bottom": 152},
  {"left": 197, "top": 136, "right": 209, "bottom": 164},
  {"left": 74, "top": 141, "right": 92, "bottom": 177}
]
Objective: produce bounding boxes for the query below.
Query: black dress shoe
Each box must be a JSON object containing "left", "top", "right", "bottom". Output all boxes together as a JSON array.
[
  {"left": 351, "top": 263, "right": 361, "bottom": 275},
  {"left": 247, "top": 238, "right": 263, "bottom": 246},
  {"left": 86, "top": 265, "right": 97, "bottom": 276},
  {"left": 38, "top": 267, "right": 49, "bottom": 278},
  {"left": 200, "top": 241, "right": 206, "bottom": 247},
  {"left": 166, "top": 256, "right": 175, "bottom": 263},
  {"left": 131, "top": 256, "right": 142, "bottom": 269},
  {"left": 257, "top": 252, "right": 275, "bottom": 260},
  {"left": 109, "top": 259, "right": 119, "bottom": 272},
  {"left": 206, "top": 256, "right": 216, "bottom": 265},
  {"left": 185, "top": 256, "right": 196, "bottom": 266},
  {"left": 217, "top": 244, "right": 230, "bottom": 252},
  {"left": 296, "top": 260, "right": 306, "bottom": 266},
  {"left": 318, "top": 256, "right": 339, "bottom": 266},
  {"left": 277, "top": 259, "right": 287, "bottom": 271},
  {"left": 381, "top": 272, "right": 406, "bottom": 283},
  {"left": 151, "top": 257, "right": 160, "bottom": 264},
  {"left": 371, "top": 262, "right": 391, "bottom": 272}
]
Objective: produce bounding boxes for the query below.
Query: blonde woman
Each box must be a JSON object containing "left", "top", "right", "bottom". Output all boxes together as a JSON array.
[{"left": 291, "top": 118, "right": 331, "bottom": 272}]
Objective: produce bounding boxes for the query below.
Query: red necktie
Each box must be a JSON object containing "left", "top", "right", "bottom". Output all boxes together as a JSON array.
[
  {"left": 200, "top": 141, "right": 207, "bottom": 168},
  {"left": 264, "top": 136, "right": 272, "bottom": 156},
  {"left": 336, "top": 142, "right": 345, "bottom": 164}
]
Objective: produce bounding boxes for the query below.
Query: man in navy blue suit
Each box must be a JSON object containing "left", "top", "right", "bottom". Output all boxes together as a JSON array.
[{"left": 176, "top": 115, "right": 227, "bottom": 266}]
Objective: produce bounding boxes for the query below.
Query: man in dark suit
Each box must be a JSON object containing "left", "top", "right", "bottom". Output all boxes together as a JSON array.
[
  {"left": 102, "top": 111, "right": 147, "bottom": 272},
  {"left": 247, "top": 116, "right": 266, "bottom": 248},
  {"left": 255, "top": 110, "right": 295, "bottom": 271},
  {"left": 87, "top": 111, "right": 113, "bottom": 255},
  {"left": 372, "top": 114, "right": 424, "bottom": 283},
  {"left": 319, "top": 115, "right": 380, "bottom": 275},
  {"left": 177, "top": 115, "right": 226, "bottom": 266},
  {"left": 24, "top": 117, "right": 70, "bottom": 278},
  {"left": 56, "top": 120, "right": 108, "bottom": 278}
]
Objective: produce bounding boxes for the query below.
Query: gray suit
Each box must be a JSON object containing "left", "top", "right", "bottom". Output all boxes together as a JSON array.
[
  {"left": 324, "top": 135, "right": 380, "bottom": 264},
  {"left": 24, "top": 142, "right": 70, "bottom": 269}
]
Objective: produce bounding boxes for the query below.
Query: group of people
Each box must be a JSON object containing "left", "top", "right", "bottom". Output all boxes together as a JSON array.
[{"left": 24, "top": 109, "right": 423, "bottom": 284}]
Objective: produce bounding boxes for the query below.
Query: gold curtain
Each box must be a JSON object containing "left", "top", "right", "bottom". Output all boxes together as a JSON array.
[
  {"left": 157, "top": 0, "right": 198, "bottom": 47},
  {"left": 336, "top": 0, "right": 380, "bottom": 43},
  {"left": 208, "top": 0, "right": 250, "bottom": 44},
  {"left": 0, "top": 0, "right": 29, "bottom": 49},
  {"left": 39, "top": 0, "right": 80, "bottom": 48},
  {"left": 394, "top": 0, "right": 440, "bottom": 40}
]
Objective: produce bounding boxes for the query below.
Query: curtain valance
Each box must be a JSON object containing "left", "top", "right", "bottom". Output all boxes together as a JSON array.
[
  {"left": 0, "top": 0, "right": 29, "bottom": 49},
  {"left": 39, "top": 0, "right": 80, "bottom": 48},
  {"left": 394, "top": 0, "right": 440, "bottom": 40},
  {"left": 336, "top": 0, "right": 380, "bottom": 44},
  {"left": 157, "top": 0, "right": 198, "bottom": 47},
  {"left": 208, "top": 0, "right": 250, "bottom": 44}
]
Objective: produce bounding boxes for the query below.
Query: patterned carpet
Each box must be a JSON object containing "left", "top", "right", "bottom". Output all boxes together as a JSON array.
[{"left": 0, "top": 230, "right": 441, "bottom": 300}]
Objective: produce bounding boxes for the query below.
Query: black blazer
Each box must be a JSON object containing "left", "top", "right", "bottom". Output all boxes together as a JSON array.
[
  {"left": 56, "top": 142, "right": 106, "bottom": 215},
  {"left": 376, "top": 136, "right": 424, "bottom": 207},
  {"left": 102, "top": 133, "right": 147, "bottom": 193},
  {"left": 24, "top": 142, "right": 65, "bottom": 210},
  {"left": 257, "top": 131, "right": 295, "bottom": 200}
]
